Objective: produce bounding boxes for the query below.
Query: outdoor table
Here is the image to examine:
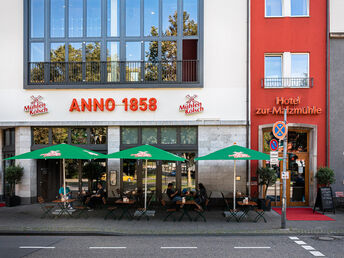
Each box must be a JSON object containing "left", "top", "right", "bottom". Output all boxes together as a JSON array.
[
  {"left": 176, "top": 200, "right": 198, "bottom": 221},
  {"left": 52, "top": 199, "right": 75, "bottom": 218},
  {"left": 236, "top": 201, "right": 258, "bottom": 222},
  {"left": 115, "top": 199, "right": 136, "bottom": 220}
]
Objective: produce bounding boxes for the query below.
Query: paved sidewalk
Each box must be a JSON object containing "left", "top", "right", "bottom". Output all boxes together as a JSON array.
[{"left": 0, "top": 204, "right": 343, "bottom": 235}]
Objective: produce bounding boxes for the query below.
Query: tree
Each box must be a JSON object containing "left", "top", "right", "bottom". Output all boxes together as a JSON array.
[
  {"left": 257, "top": 167, "right": 278, "bottom": 198},
  {"left": 5, "top": 165, "right": 24, "bottom": 197}
]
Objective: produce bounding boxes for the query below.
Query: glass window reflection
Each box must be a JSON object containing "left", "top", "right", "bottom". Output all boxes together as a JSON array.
[
  {"left": 181, "top": 127, "right": 197, "bottom": 144},
  {"left": 51, "top": 0, "right": 65, "bottom": 38},
  {"left": 291, "top": 0, "right": 308, "bottom": 16},
  {"left": 69, "top": 0, "right": 83, "bottom": 37},
  {"left": 50, "top": 43, "right": 66, "bottom": 82},
  {"left": 126, "top": 0, "right": 141, "bottom": 36},
  {"left": 163, "top": 0, "right": 177, "bottom": 36},
  {"left": 145, "top": 41, "right": 158, "bottom": 81},
  {"left": 87, "top": 0, "right": 101, "bottom": 37},
  {"left": 107, "top": 0, "right": 120, "bottom": 37},
  {"left": 121, "top": 127, "right": 139, "bottom": 144},
  {"left": 107, "top": 41, "right": 120, "bottom": 82},
  {"left": 31, "top": 0, "right": 44, "bottom": 38},
  {"left": 265, "top": 0, "right": 282, "bottom": 17},
  {"left": 183, "top": 0, "right": 198, "bottom": 36},
  {"left": 33, "top": 128, "right": 49, "bottom": 144},
  {"left": 126, "top": 42, "right": 142, "bottom": 81},
  {"left": 86, "top": 42, "right": 101, "bottom": 82},
  {"left": 52, "top": 128, "right": 68, "bottom": 144},
  {"left": 68, "top": 43, "right": 83, "bottom": 82},
  {"left": 71, "top": 128, "right": 87, "bottom": 144},
  {"left": 90, "top": 127, "right": 107, "bottom": 144},
  {"left": 161, "top": 127, "right": 177, "bottom": 144},
  {"left": 142, "top": 128, "right": 158, "bottom": 144},
  {"left": 144, "top": 0, "right": 159, "bottom": 36}
]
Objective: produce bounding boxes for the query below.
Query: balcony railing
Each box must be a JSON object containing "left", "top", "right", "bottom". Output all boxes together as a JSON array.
[
  {"left": 261, "top": 77, "right": 314, "bottom": 88},
  {"left": 28, "top": 60, "right": 199, "bottom": 86}
]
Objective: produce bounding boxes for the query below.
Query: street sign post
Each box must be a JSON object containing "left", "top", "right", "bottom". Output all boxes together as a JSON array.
[
  {"left": 270, "top": 139, "right": 279, "bottom": 151},
  {"left": 270, "top": 151, "right": 279, "bottom": 166},
  {"left": 273, "top": 121, "right": 287, "bottom": 140}
]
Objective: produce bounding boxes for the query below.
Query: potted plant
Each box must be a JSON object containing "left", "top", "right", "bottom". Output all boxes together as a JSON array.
[
  {"left": 5, "top": 165, "right": 24, "bottom": 207},
  {"left": 316, "top": 167, "right": 335, "bottom": 187},
  {"left": 257, "top": 166, "right": 277, "bottom": 211}
]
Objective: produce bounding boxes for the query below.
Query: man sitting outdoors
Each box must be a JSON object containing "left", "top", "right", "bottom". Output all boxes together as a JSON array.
[
  {"left": 86, "top": 183, "right": 105, "bottom": 211},
  {"left": 58, "top": 184, "right": 73, "bottom": 209},
  {"left": 166, "top": 183, "right": 182, "bottom": 203}
]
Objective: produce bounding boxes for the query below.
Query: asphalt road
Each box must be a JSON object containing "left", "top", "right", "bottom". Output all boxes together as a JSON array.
[{"left": 0, "top": 235, "right": 342, "bottom": 258}]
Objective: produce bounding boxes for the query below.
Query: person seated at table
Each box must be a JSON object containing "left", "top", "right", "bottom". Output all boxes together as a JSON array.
[
  {"left": 58, "top": 184, "right": 73, "bottom": 208},
  {"left": 195, "top": 183, "right": 208, "bottom": 207},
  {"left": 86, "top": 183, "right": 105, "bottom": 211},
  {"left": 166, "top": 183, "right": 182, "bottom": 203}
]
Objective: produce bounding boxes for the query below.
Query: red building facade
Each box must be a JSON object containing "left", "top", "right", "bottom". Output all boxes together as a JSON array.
[{"left": 250, "top": 0, "right": 327, "bottom": 206}]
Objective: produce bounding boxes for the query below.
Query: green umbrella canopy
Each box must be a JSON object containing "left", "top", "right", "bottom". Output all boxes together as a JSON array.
[
  {"left": 106, "top": 145, "right": 186, "bottom": 161},
  {"left": 4, "top": 143, "right": 106, "bottom": 160},
  {"left": 195, "top": 144, "right": 270, "bottom": 161}
]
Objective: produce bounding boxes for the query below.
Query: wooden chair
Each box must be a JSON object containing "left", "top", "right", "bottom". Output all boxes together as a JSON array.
[{"left": 38, "top": 196, "right": 55, "bottom": 219}]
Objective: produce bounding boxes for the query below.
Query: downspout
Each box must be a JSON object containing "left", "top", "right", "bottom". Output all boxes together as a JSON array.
[
  {"left": 326, "top": 0, "right": 329, "bottom": 166},
  {"left": 246, "top": 0, "right": 251, "bottom": 196}
]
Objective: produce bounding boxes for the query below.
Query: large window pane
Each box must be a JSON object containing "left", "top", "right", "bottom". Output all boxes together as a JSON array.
[
  {"left": 30, "top": 43, "right": 45, "bottom": 83},
  {"left": 144, "top": 41, "right": 158, "bottom": 81},
  {"left": 163, "top": 0, "right": 177, "bottom": 36},
  {"left": 181, "top": 127, "right": 197, "bottom": 144},
  {"left": 123, "top": 159, "right": 138, "bottom": 192},
  {"left": 161, "top": 127, "right": 177, "bottom": 144},
  {"left": 71, "top": 128, "right": 87, "bottom": 144},
  {"left": 107, "top": 42, "right": 120, "bottom": 82},
  {"left": 126, "top": 42, "right": 142, "bottom": 82},
  {"left": 87, "top": 0, "right": 101, "bottom": 37},
  {"left": 144, "top": 0, "right": 159, "bottom": 36},
  {"left": 69, "top": 0, "right": 83, "bottom": 37},
  {"left": 265, "top": 56, "right": 282, "bottom": 87},
  {"left": 181, "top": 152, "right": 196, "bottom": 190},
  {"left": 291, "top": 54, "right": 308, "bottom": 87},
  {"left": 291, "top": 0, "right": 308, "bottom": 16},
  {"left": 51, "top": 0, "right": 65, "bottom": 38},
  {"left": 121, "top": 127, "right": 138, "bottom": 144},
  {"left": 33, "top": 128, "right": 49, "bottom": 144},
  {"left": 162, "top": 41, "right": 177, "bottom": 81},
  {"left": 52, "top": 128, "right": 68, "bottom": 144},
  {"left": 31, "top": 0, "right": 44, "bottom": 38},
  {"left": 126, "top": 0, "right": 141, "bottom": 36},
  {"left": 107, "top": 0, "right": 120, "bottom": 36},
  {"left": 142, "top": 128, "right": 157, "bottom": 144},
  {"left": 265, "top": 0, "right": 282, "bottom": 17},
  {"left": 90, "top": 127, "right": 107, "bottom": 144},
  {"left": 50, "top": 43, "right": 66, "bottom": 82},
  {"left": 183, "top": 0, "right": 198, "bottom": 36},
  {"left": 162, "top": 161, "right": 176, "bottom": 193},
  {"left": 86, "top": 42, "right": 101, "bottom": 82},
  {"left": 69, "top": 43, "right": 83, "bottom": 82}
]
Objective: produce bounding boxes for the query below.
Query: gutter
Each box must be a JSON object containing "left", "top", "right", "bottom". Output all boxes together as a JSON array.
[
  {"left": 326, "top": 0, "right": 329, "bottom": 166},
  {"left": 246, "top": 0, "right": 251, "bottom": 196}
]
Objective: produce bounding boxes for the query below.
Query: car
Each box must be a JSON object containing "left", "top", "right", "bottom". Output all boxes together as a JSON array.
[
  {"left": 170, "top": 171, "right": 176, "bottom": 176},
  {"left": 123, "top": 176, "right": 134, "bottom": 182}
]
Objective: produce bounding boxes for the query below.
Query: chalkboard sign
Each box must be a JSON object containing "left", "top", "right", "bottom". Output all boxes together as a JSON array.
[{"left": 313, "top": 187, "right": 335, "bottom": 214}]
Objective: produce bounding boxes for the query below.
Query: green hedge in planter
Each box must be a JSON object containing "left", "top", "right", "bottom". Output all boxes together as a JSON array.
[{"left": 316, "top": 167, "right": 335, "bottom": 187}]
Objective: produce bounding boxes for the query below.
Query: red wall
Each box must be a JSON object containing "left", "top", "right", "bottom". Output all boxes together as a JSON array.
[{"left": 250, "top": 0, "right": 327, "bottom": 196}]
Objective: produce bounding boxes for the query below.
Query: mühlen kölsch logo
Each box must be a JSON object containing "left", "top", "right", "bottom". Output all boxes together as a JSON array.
[
  {"left": 179, "top": 95, "right": 204, "bottom": 115},
  {"left": 24, "top": 95, "right": 48, "bottom": 116}
]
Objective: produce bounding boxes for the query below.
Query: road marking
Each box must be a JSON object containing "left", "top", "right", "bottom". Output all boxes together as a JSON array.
[
  {"left": 89, "top": 247, "right": 127, "bottom": 249},
  {"left": 234, "top": 247, "right": 271, "bottom": 249},
  {"left": 289, "top": 236, "right": 299, "bottom": 240},
  {"left": 19, "top": 246, "right": 55, "bottom": 249},
  {"left": 302, "top": 245, "right": 315, "bottom": 251},
  {"left": 294, "top": 241, "right": 307, "bottom": 245},
  {"left": 309, "top": 251, "right": 325, "bottom": 257},
  {"left": 161, "top": 247, "right": 197, "bottom": 249}
]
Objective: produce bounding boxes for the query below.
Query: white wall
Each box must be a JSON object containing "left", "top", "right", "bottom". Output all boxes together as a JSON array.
[
  {"left": 330, "top": 0, "right": 344, "bottom": 33},
  {"left": 0, "top": 0, "right": 247, "bottom": 124}
]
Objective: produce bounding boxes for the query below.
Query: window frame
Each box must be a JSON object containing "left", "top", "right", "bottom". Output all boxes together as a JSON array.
[
  {"left": 24, "top": 0, "right": 204, "bottom": 89},
  {"left": 265, "top": 0, "right": 310, "bottom": 18},
  {"left": 265, "top": 0, "right": 283, "bottom": 18},
  {"left": 290, "top": 52, "right": 309, "bottom": 78}
]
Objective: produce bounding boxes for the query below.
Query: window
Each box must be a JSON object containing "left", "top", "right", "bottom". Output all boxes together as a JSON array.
[
  {"left": 264, "top": 52, "right": 310, "bottom": 88},
  {"left": 26, "top": 0, "right": 202, "bottom": 88},
  {"left": 265, "top": 0, "right": 309, "bottom": 17}
]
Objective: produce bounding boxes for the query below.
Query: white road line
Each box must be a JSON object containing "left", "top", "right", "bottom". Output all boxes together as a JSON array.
[
  {"left": 89, "top": 247, "right": 127, "bottom": 249},
  {"left": 309, "top": 251, "right": 325, "bottom": 257},
  {"left": 234, "top": 247, "right": 271, "bottom": 249},
  {"left": 289, "top": 237, "right": 299, "bottom": 240},
  {"left": 302, "top": 245, "right": 315, "bottom": 251},
  {"left": 161, "top": 247, "right": 197, "bottom": 249},
  {"left": 294, "top": 241, "right": 307, "bottom": 245},
  {"left": 19, "top": 246, "right": 55, "bottom": 249}
]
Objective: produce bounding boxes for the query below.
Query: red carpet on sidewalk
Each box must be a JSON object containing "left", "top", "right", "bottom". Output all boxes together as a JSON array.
[
  {"left": 272, "top": 207, "right": 335, "bottom": 221},
  {"left": 0, "top": 203, "right": 5, "bottom": 207}
]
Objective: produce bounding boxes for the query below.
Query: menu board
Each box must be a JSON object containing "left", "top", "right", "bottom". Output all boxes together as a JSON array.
[{"left": 313, "top": 187, "right": 335, "bottom": 214}]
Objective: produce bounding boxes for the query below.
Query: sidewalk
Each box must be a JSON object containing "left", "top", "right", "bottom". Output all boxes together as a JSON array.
[{"left": 0, "top": 204, "right": 343, "bottom": 236}]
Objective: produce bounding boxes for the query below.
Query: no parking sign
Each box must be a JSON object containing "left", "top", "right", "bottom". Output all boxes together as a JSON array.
[{"left": 272, "top": 121, "right": 287, "bottom": 140}]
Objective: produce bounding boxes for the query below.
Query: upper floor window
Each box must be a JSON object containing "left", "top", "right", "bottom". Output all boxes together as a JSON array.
[
  {"left": 263, "top": 52, "right": 311, "bottom": 88},
  {"left": 25, "top": 0, "right": 203, "bottom": 88},
  {"left": 265, "top": 0, "right": 309, "bottom": 17}
]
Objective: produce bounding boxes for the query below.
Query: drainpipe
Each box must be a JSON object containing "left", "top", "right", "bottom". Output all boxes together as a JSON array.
[
  {"left": 246, "top": 0, "right": 251, "bottom": 196},
  {"left": 326, "top": 0, "right": 329, "bottom": 166}
]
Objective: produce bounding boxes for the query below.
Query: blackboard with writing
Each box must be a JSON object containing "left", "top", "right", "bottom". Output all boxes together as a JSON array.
[{"left": 313, "top": 187, "right": 335, "bottom": 214}]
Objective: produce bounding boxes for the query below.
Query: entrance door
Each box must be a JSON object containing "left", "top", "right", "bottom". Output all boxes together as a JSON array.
[{"left": 37, "top": 160, "right": 61, "bottom": 201}]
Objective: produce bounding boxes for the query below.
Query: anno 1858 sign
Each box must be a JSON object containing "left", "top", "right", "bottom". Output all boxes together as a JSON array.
[{"left": 24, "top": 96, "right": 48, "bottom": 116}]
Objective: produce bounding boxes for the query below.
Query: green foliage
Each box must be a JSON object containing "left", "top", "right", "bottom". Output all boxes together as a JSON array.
[
  {"left": 82, "top": 162, "right": 105, "bottom": 191},
  {"left": 316, "top": 167, "right": 335, "bottom": 186},
  {"left": 257, "top": 167, "right": 278, "bottom": 197},
  {"left": 5, "top": 165, "right": 24, "bottom": 196}
]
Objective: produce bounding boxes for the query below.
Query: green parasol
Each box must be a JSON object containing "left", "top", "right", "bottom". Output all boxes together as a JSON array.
[
  {"left": 195, "top": 144, "right": 270, "bottom": 210},
  {"left": 106, "top": 145, "right": 186, "bottom": 210},
  {"left": 4, "top": 143, "right": 106, "bottom": 199}
]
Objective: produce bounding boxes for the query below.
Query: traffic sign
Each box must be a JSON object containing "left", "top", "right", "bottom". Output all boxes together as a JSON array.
[
  {"left": 282, "top": 171, "right": 289, "bottom": 180},
  {"left": 272, "top": 121, "right": 287, "bottom": 140},
  {"left": 270, "top": 151, "right": 279, "bottom": 166},
  {"left": 270, "top": 139, "right": 279, "bottom": 151}
]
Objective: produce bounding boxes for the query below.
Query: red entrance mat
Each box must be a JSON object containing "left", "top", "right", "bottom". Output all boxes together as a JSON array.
[
  {"left": 0, "top": 203, "right": 5, "bottom": 207},
  {"left": 272, "top": 207, "right": 335, "bottom": 221}
]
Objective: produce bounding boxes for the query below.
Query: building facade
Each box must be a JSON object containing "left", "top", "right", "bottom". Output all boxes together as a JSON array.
[
  {"left": 0, "top": 0, "right": 249, "bottom": 203},
  {"left": 250, "top": 0, "right": 328, "bottom": 206}
]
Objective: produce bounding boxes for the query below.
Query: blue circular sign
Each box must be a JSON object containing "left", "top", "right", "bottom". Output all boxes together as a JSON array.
[
  {"left": 270, "top": 139, "right": 279, "bottom": 151},
  {"left": 272, "top": 121, "right": 287, "bottom": 140}
]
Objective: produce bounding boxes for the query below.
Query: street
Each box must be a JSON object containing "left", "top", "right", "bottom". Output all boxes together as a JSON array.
[{"left": 0, "top": 235, "right": 342, "bottom": 258}]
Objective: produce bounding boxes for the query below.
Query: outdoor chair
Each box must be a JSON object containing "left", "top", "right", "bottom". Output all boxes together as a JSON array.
[
  {"left": 254, "top": 208, "right": 267, "bottom": 223},
  {"left": 104, "top": 200, "right": 118, "bottom": 220},
  {"left": 221, "top": 192, "right": 230, "bottom": 210},
  {"left": 194, "top": 199, "right": 210, "bottom": 222},
  {"left": 73, "top": 204, "right": 89, "bottom": 219},
  {"left": 136, "top": 191, "right": 155, "bottom": 221},
  {"left": 38, "top": 196, "right": 55, "bottom": 219},
  {"left": 161, "top": 199, "right": 177, "bottom": 222}
]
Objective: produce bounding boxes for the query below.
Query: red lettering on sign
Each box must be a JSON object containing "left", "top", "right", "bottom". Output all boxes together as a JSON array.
[
  {"left": 105, "top": 98, "right": 115, "bottom": 111},
  {"left": 94, "top": 98, "right": 104, "bottom": 111},
  {"left": 69, "top": 98, "right": 80, "bottom": 112},
  {"left": 81, "top": 98, "right": 92, "bottom": 112}
]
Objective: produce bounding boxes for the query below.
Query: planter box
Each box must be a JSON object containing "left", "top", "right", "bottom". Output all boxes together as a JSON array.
[{"left": 5, "top": 196, "right": 21, "bottom": 207}]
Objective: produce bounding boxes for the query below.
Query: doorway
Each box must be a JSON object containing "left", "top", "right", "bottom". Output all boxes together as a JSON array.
[{"left": 37, "top": 160, "right": 61, "bottom": 201}]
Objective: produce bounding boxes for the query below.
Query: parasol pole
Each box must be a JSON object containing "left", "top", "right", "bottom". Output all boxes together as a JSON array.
[
  {"left": 233, "top": 160, "right": 236, "bottom": 210},
  {"left": 144, "top": 159, "right": 148, "bottom": 210},
  {"left": 63, "top": 159, "right": 66, "bottom": 208}
]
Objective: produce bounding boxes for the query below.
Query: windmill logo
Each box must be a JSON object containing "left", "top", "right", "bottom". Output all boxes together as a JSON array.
[
  {"left": 179, "top": 95, "right": 204, "bottom": 115},
  {"left": 24, "top": 95, "right": 48, "bottom": 116}
]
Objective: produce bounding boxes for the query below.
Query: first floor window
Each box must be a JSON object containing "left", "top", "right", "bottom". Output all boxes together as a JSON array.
[
  {"left": 264, "top": 55, "right": 282, "bottom": 87},
  {"left": 265, "top": 0, "right": 282, "bottom": 17}
]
